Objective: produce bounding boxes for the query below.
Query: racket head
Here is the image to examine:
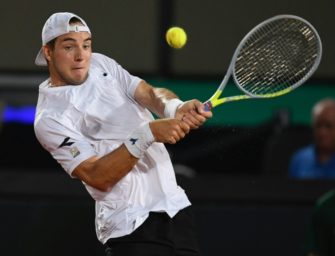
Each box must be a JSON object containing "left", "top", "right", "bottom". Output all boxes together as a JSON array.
[{"left": 231, "top": 14, "right": 322, "bottom": 98}]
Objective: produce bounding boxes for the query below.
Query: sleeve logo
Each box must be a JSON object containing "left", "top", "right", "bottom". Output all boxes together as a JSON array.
[{"left": 58, "top": 137, "right": 75, "bottom": 148}]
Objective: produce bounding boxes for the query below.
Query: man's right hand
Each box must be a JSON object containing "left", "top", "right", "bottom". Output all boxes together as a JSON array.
[{"left": 149, "top": 119, "right": 190, "bottom": 144}]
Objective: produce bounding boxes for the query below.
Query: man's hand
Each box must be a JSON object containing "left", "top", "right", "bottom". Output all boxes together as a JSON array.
[
  {"left": 176, "top": 99, "right": 213, "bottom": 129},
  {"left": 149, "top": 119, "right": 190, "bottom": 144}
]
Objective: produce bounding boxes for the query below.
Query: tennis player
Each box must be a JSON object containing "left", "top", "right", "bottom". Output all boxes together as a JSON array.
[{"left": 33, "top": 12, "right": 212, "bottom": 256}]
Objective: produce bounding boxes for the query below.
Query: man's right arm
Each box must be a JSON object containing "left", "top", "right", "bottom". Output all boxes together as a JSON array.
[
  {"left": 72, "top": 118, "right": 190, "bottom": 192},
  {"left": 72, "top": 144, "right": 138, "bottom": 192}
]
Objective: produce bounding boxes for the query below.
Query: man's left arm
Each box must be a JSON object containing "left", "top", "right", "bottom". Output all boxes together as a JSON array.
[{"left": 134, "top": 80, "right": 212, "bottom": 129}]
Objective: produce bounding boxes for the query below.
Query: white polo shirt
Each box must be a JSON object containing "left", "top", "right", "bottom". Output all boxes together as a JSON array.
[{"left": 34, "top": 53, "right": 191, "bottom": 244}]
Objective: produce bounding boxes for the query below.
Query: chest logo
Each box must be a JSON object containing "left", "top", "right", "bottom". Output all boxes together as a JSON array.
[{"left": 129, "top": 138, "right": 138, "bottom": 145}]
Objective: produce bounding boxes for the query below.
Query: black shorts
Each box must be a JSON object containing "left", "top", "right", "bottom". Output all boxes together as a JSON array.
[{"left": 104, "top": 206, "right": 201, "bottom": 256}]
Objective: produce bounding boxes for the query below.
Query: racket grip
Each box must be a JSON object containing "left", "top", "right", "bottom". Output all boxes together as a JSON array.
[{"left": 203, "top": 101, "right": 212, "bottom": 111}]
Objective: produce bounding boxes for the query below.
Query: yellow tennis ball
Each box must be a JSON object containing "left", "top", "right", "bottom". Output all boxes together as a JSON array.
[{"left": 166, "top": 27, "right": 187, "bottom": 49}]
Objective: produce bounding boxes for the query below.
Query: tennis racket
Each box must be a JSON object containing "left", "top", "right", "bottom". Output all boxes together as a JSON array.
[{"left": 204, "top": 14, "right": 322, "bottom": 111}]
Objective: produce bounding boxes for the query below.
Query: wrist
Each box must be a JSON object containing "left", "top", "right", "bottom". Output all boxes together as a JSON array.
[
  {"left": 164, "top": 98, "right": 184, "bottom": 118},
  {"left": 124, "top": 122, "right": 155, "bottom": 158}
]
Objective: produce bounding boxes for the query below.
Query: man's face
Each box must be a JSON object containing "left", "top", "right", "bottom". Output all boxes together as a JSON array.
[
  {"left": 313, "top": 106, "right": 335, "bottom": 152},
  {"left": 45, "top": 31, "right": 92, "bottom": 86}
]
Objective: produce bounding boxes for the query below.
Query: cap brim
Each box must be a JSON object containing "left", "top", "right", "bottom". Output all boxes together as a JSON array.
[{"left": 35, "top": 48, "right": 47, "bottom": 66}]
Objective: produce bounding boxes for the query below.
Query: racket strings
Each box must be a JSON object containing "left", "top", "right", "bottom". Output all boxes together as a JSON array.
[
  {"left": 234, "top": 18, "right": 320, "bottom": 96},
  {"left": 242, "top": 23, "right": 314, "bottom": 91},
  {"left": 239, "top": 21, "right": 312, "bottom": 90}
]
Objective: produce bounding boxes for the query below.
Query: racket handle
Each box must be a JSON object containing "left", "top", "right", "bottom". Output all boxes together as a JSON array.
[{"left": 203, "top": 101, "right": 213, "bottom": 111}]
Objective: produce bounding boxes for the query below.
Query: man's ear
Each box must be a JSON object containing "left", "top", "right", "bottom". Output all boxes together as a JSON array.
[{"left": 42, "top": 45, "right": 52, "bottom": 63}]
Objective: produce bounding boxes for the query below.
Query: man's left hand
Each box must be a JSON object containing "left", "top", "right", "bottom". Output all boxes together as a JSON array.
[{"left": 176, "top": 99, "right": 213, "bottom": 129}]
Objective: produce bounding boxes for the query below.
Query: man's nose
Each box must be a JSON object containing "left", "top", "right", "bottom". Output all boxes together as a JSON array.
[{"left": 75, "top": 47, "right": 84, "bottom": 61}]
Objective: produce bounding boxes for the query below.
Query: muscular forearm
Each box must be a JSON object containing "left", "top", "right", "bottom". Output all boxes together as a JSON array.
[
  {"left": 134, "top": 81, "right": 181, "bottom": 118},
  {"left": 73, "top": 118, "right": 191, "bottom": 191},
  {"left": 150, "top": 87, "right": 180, "bottom": 117},
  {"left": 73, "top": 144, "right": 138, "bottom": 192}
]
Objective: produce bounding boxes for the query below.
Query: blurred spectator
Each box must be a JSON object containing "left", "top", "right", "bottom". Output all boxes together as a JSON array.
[
  {"left": 289, "top": 98, "right": 335, "bottom": 179},
  {"left": 302, "top": 189, "right": 335, "bottom": 256}
]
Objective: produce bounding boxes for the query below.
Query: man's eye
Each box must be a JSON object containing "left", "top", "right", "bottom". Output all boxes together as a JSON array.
[{"left": 64, "top": 46, "right": 73, "bottom": 50}]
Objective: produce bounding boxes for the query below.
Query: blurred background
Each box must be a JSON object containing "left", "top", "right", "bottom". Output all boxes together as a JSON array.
[{"left": 1, "top": 0, "right": 335, "bottom": 255}]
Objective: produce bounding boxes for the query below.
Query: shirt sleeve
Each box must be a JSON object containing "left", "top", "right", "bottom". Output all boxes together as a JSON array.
[
  {"left": 34, "top": 117, "right": 96, "bottom": 177},
  {"left": 93, "top": 53, "right": 142, "bottom": 99}
]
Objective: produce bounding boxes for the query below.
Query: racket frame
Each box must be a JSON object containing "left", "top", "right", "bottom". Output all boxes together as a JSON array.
[{"left": 204, "top": 14, "right": 322, "bottom": 110}]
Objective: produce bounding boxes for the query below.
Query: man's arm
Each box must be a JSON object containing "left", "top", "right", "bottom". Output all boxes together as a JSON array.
[
  {"left": 72, "top": 118, "right": 190, "bottom": 192},
  {"left": 134, "top": 80, "right": 178, "bottom": 118},
  {"left": 72, "top": 145, "right": 138, "bottom": 191},
  {"left": 134, "top": 80, "right": 212, "bottom": 128},
  {"left": 72, "top": 80, "right": 211, "bottom": 192}
]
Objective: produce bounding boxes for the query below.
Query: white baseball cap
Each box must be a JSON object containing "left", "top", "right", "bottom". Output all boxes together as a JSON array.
[{"left": 35, "top": 12, "right": 91, "bottom": 66}]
